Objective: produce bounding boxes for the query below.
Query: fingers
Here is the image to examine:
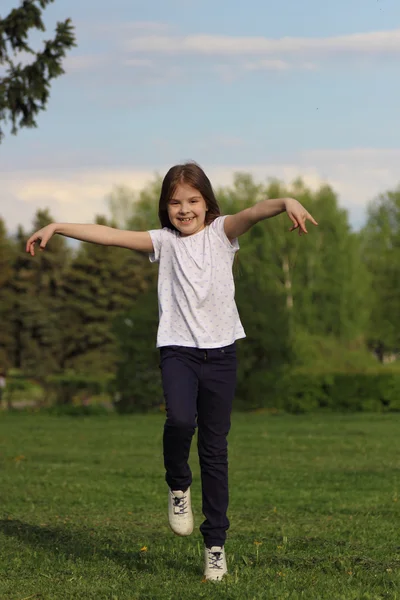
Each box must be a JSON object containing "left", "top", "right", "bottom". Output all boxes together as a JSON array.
[
  {"left": 306, "top": 212, "right": 318, "bottom": 226},
  {"left": 288, "top": 211, "right": 318, "bottom": 235},
  {"left": 295, "top": 216, "right": 308, "bottom": 234},
  {"left": 26, "top": 237, "right": 36, "bottom": 255},
  {"left": 288, "top": 214, "right": 299, "bottom": 232},
  {"left": 26, "top": 233, "right": 47, "bottom": 256},
  {"left": 288, "top": 214, "right": 306, "bottom": 234}
]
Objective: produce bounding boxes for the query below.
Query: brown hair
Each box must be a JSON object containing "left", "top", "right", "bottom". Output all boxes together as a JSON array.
[{"left": 158, "top": 162, "right": 221, "bottom": 230}]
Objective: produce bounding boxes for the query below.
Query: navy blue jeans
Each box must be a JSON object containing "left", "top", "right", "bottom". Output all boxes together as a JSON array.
[{"left": 160, "top": 343, "right": 237, "bottom": 548}]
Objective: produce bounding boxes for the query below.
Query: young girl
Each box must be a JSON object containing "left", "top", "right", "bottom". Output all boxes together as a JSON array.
[{"left": 26, "top": 162, "right": 317, "bottom": 581}]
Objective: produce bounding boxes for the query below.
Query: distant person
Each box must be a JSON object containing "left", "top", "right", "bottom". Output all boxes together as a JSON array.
[{"left": 26, "top": 161, "right": 317, "bottom": 581}]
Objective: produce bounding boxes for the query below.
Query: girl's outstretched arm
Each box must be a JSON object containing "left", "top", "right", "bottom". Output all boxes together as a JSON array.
[
  {"left": 26, "top": 223, "right": 154, "bottom": 256},
  {"left": 224, "top": 197, "right": 318, "bottom": 241}
]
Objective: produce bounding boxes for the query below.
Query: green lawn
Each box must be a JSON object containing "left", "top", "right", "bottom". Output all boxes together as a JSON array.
[{"left": 0, "top": 412, "right": 399, "bottom": 599}]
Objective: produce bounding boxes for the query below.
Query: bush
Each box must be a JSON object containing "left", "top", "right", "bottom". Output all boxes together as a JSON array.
[
  {"left": 275, "top": 373, "right": 331, "bottom": 414},
  {"left": 1, "top": 371, "right": 39, "bottom": 408},
  {"left": 44, "top": 373, "right": 114, "bottom": 406},
  {"left": 234, "top": 370, "right": 280, "bottom": 411},
  {"left": 381, "top": 374, "right": 400, "bottom": 411},
  {"left": 329, "top": 374, "right": 386, "bottom": 411},
  {"left": 241, "top": 370, "right": 400, "bottom": 414}
]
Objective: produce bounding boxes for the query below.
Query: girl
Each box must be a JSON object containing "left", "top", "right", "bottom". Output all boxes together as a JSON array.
[{"left": 26, "top": 162, "right": 317, "bottom": 581}]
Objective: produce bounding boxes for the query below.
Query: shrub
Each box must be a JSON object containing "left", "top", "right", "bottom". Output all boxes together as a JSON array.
[
  {"left": 275, "top": 373, "right": 331, "bottom": 414},
  {"left": 237, "top": 369, "right": 400, "bottom": 414},
  {"left": 44, "top": 373, "right": 113, "bottom": 406}
]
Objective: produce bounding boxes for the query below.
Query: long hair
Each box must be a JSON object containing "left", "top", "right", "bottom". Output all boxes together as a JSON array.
[{"left": 158, "top": 162, "right": 221, "bottom": 230}]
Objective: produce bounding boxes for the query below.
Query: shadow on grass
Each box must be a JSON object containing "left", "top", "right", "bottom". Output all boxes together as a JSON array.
[{"left": 0, "top": 519, "right": 201, "bottom": 577}]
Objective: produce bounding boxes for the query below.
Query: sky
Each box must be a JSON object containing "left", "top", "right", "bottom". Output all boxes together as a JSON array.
[{"left": 1, "top": 0, "right": 400, "bottom": 233}]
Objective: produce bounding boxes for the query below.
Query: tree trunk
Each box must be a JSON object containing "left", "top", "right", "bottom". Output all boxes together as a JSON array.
[{"left": 282, "top": 255, "right": 293, "bottom": 310}]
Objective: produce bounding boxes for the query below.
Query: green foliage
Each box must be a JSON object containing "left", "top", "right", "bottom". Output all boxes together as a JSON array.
[
  {"left": 9, "top": 210, "right": 70, "bottom": 378},
  {"left": 112, "top": 284, "right": 163, "bottom": 413},
  {"left": 361, "top": 186, "right": 400, "bottom": 360},
  {"left": 59, "top": 215, "right": 153, "bottom": 374},
  {"left": 108, "top": 179, "right": 165, "bottom": 413},
  {"left": 292, "top": 331, "right": 378, "bottom": 373},
  {"left": 45, "top": 372, "right": 113, "bottom": 405},
  {"left": 217, "top": 176, "right": 294, "bottom": 405},
  {"left": 242, "top": 370, "right": 400, "bottom": 414},
  {"left": 0, "top": 218, "right": 15, "bottom": 370},
  {"left": 274, "top": 372, "right": 328, "bottom": 414},
  {"left": 1, "top": 173, "right": 400, "bottom": 413},
  {"left": 0, "top": 0, "right": 76, "bottom": 142}
]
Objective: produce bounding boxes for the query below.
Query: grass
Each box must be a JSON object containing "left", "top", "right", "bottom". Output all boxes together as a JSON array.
[{"left": 0, "top": 412, "right": 399, "bottom": 599}]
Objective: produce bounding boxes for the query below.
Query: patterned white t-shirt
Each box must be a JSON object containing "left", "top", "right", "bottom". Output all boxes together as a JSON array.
[{"left": 148, "top": 216, "right": 246, "bottom": 349}]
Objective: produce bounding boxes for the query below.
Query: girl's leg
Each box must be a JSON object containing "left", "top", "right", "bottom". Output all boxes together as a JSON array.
[
  {"left": 197, "top": 344, "right": 237, "bottom": 548},
  {"left": 160, "top": 346, "right": 199, "bottom": 491}
]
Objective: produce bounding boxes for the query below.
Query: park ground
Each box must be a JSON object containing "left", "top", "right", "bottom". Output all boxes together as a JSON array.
[{"left": 0, "top": 412, "right": 399, "bottom": 600}]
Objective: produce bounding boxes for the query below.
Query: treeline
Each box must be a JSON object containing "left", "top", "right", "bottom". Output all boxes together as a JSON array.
[{"left": 1, "top": 174, "right": 400, "bottom": 413}]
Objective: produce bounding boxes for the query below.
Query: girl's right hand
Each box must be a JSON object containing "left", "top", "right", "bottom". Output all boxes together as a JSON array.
[{"left": 26, "top": 223, "right": 57, "bottom": 256}]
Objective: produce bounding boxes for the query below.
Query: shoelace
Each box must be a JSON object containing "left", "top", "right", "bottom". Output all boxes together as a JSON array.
[
  {"left": 173, "top": 494, "right": 188, "bottom": 515},
  {"left": 207, "top": 549, "right": 223, "bottom": 570}
]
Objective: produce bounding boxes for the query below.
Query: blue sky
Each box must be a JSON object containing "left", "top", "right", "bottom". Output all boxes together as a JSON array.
[{"left": 1, "top": 0, "right": 400, "bottom": 232}]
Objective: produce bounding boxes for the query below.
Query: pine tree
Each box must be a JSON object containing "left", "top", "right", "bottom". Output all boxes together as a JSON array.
[
  {"left": 10, "top": 209, "right": 70, "bottom": 377},
  {"left": 0, "top": 218, "right": 16, "bottom": 372},
  {"left": 0, "top": 0, "right": 75, "bottom": 142},
  {"left": 60, "top": 215, "right": 155, "bottom": 374}
]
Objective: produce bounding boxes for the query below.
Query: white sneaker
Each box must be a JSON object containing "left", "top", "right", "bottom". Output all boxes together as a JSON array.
[
  {"left": 168, "top": 488, "right": 193, "bottom": 536},
  {"left": 204, "top": 546, "right": 227, "bottom": 581}
]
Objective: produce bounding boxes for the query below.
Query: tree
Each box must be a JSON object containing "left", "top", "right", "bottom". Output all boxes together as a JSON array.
[
  {"left": 0, "top": 218, "right": 16, "bottom": 372},
  {"left": 10, "top": 209, "right": 70, "bottom": 377},
  {"left": 59, "top": 215, "right": 154, "bottom": 374},
  {"left": 361, "top": 187, "right": 400, "bottom": 361},
  {"left": 216, "top": 174, "right": 372, "bottom": 406},
  {"left": 284, "top": 181, "right": 371, "bottom": 342},
  {"left": 0, "top": 0, "right": 75, "bottom": 142},
  {"left": 113, "top": 284, "right": 161, "bottom": 413}
]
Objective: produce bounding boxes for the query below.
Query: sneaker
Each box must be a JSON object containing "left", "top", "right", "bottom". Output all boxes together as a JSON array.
[
  {"left": 168, "top": 488, "right": 193, "bottom": 536},
  {"left": 204, "top": 545, "right": 227, "bottom": 581}
]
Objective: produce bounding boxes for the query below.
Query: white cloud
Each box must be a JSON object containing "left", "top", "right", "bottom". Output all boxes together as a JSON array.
[
  {"left": 2, "top": 148, "right": 399, "bottom": 234},
  {"left": 57, "top": 25, "right": 400, "bottom": 87},
  {"left": 243, "top": 59, "right": 290, "bottom": 71},
  {"left": 124, "top": 29, "right": 400, "bottom": 57},
  {"left": 241, "top": 59, "right": 317, "bottom": 72},
  {"left": 1, "top": 169, "right": 156, "bottom": 232}
]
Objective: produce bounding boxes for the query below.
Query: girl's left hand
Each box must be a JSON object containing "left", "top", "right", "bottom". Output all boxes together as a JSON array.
[{"left": 284, "top": 198, "right": 318, "bottom": 235}]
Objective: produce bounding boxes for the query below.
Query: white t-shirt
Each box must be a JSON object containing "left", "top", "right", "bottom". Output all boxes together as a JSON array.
[{"left": 148, "top": 216, "right": 246, "bottom": 349}]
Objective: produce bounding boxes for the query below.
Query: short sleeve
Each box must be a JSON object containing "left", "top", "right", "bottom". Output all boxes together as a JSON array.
[
  {"left": 148, "top": 229, "right": 163, "bottom": 263},
  {"left": 210, "top": 216, "right": 240, "bottom": 252}
]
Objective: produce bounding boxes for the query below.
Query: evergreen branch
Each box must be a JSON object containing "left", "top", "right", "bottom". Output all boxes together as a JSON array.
[{"left": 0, "top": 2, "right": 75, "bottom": 142}]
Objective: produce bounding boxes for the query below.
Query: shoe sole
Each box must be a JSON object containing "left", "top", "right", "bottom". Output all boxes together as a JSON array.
[
  {"left": 169, "top": 520, "right": 194, "bottom": 536},
  {"left": 204, "top": 571, "right": 228, "bottom": 582}
]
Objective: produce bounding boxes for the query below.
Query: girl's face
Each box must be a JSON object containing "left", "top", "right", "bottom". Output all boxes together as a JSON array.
[{"left": 167, "top": 182, "right": 208, "bottom": 236}]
